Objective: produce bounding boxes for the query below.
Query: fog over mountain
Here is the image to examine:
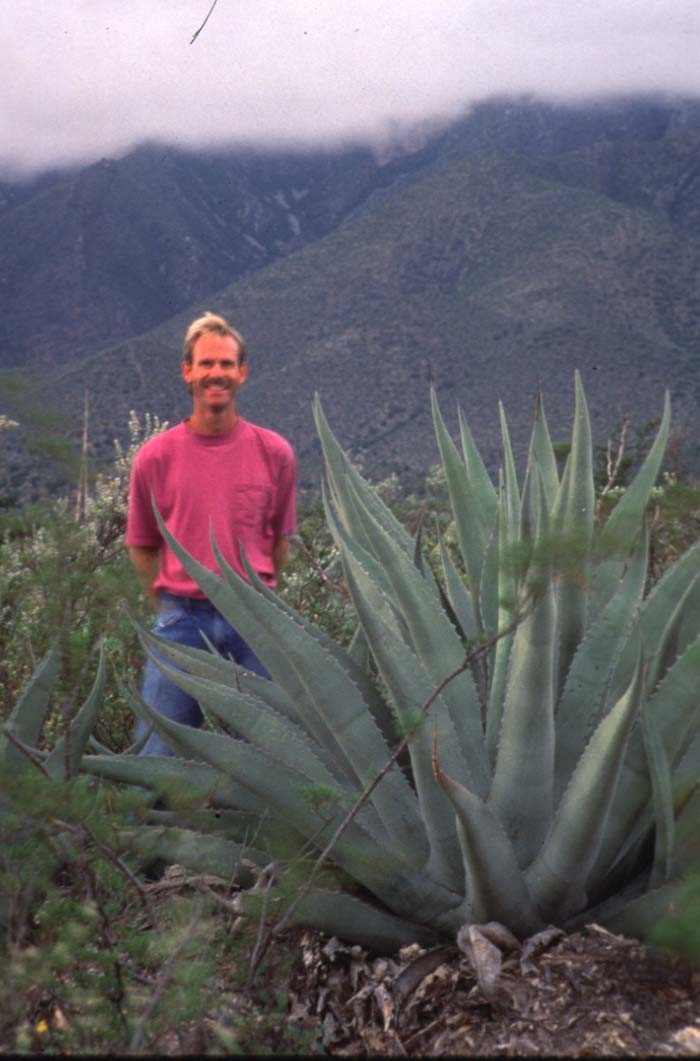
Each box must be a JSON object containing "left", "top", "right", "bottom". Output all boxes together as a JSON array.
[{"left": 4, "top": 1, "right": 700, "bottom": 174}]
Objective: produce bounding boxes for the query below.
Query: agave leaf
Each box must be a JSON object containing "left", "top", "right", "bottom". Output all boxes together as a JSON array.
[
  {"left": 604, "top": 756, "right": 700, "bottom": 892},
  {"left": 490, "top": 490, "right": 556, "bottom": 866},
  {"left": 236, "top": 888, "right": 441, "bottom": 951},
  {"left": 81, "top": 754, "right": 281, "bottom": 815},
  {"left": 526, "top": 390, "right": 559, "bottom": 512},
  {"left": 551, "top": 371, "right": 595, "bottom": 693},
  {"left": 553, "top": 522, "right": 648, "bottom": 801},
  {"left": 592, "top": 637, "right": 700, "bottom": 884},
  {"left": 433, "top": 750, "right": 542, "bottom": 937},
  {"left": 340, "top": 469, "right": 442, "bottom": 600},
  {"left": 343, "top": 557, "right": 469, "bottom": 888},
  {"left": 88, "top": 735, "right": 116, "bottom": 755},
  {"left": 325, "top": 474, "right": 489, "bottom": 796},
  {"left": 347, "top": 622, "right": 370, "bottom": 670},
  {"left": 598, "top": 876, "right": 694, "bottom": 940},
  {"left": 137, "top": 639, "right": 390, "bottom": 847},
  {"left": 527, "top": 649, "right": 644, "bottom": 921},
  {"left": 485, "top": 485, "right": 515, "bottom": 763},
  {"left": 438, "top": 532, "right": 488, "bottom": 709},
  {"left": 646, "top": 573, "right": 700, "bottom": 695},
  {"left": 1, "top": 641, "right": 60, "bottom": 768},
  {"left": 612, "top": 544, "right": 700, "bottom": 696},
  {"left": 137, "top": 620, "right": 242, "bottom": 683},
  {"left": 519, "top": 460, "right": 539, "bottom": 548},
  {"left": 499, "top": 402, "right": 521, "bottom": 544},
  {"left": 124, "top": 681, "right": 342, "bottom": 828},
  {"left": 324, "top": 463, "right": 377, "bottom": 558},
  {"left": 432, "top": 388, "right": 489, "bottom": 620},
  {"left": 478, "top": 482, "right": 501, "bottom": 641},
  {"left": 121, "top": 826, "right": 264, "bottom": 885},
  {"left": 439, "top": 538, "right": 478, "bottom": 644},
  {"left": 136, "top": 623, "right": 304, "bottom": 728},
  {"left": 591, "top": 391, "right": 670, "bottom": 614},
  {"left": 44, "top": 642, "right": 107, "bottom": 780},
  {"left": 458, "top": 406, "right": 498, "bottom": 529},
  {"left": 670, "top": 785, "right": 700, "bottom": 874},
  {"left": 140, "top": 640, "right": 357, "bottom": 794},
  {"left": 323, "top": 498, "right": 407, "bottom": 644},
  {"left": 674, "top": 727, "right": 700, "bottom": 796},
  {"left": 313, "top": 395, "right": 414, "bottom": 557},
  {"left": 641, "top": 710, "right": 674, "bottom": 887},
  {"left": 146, "top": 808, "right": 307, "bottom": 858}
]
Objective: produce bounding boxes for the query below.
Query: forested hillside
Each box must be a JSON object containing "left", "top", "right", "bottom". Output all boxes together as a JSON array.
[{"left": 2, "top": 96, "right": 700, "bottom": 503}]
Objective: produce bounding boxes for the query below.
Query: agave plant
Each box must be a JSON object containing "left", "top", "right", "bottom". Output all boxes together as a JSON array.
[{"left": 10, "top": 376, "right": 700, "bottom": 951}]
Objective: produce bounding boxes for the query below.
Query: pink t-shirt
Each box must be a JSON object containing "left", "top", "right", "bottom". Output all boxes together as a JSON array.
[{"left": 125, "top": 418, "right": 296, "bottom": 597}]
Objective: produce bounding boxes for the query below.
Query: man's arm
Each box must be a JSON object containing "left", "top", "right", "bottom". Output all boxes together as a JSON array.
[
  {"left": 128, "top": 545, "right": 161, "bottom": 608},
  {"left": 273, "top": 536, "right": 291, "bottom": 576}
]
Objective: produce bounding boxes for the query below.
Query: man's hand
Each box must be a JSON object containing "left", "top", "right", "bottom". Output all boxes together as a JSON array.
[
  {"left": 128, "top": 546, "right": 161, "bottom": 608},
  {"left": 273, "top": 536, "right": 291, "bottom": 576}
]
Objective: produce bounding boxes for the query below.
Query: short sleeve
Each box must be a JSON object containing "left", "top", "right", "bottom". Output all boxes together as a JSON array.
[{"left": 125, "top": 449, "right": 162, "bottom": 547}]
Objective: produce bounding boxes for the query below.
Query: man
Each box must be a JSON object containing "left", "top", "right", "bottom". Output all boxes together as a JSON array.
[{"left": 125, "top": 312, "right": 296, "bottom": 755}]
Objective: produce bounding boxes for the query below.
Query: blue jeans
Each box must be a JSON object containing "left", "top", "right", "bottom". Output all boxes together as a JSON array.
[{"left": 137, "top": 592, "right": 270, "bottom": 756}]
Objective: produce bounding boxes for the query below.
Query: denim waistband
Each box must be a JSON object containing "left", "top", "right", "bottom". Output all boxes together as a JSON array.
[{"left": 158, "top": 592, "right": 218, "bottom": 612}]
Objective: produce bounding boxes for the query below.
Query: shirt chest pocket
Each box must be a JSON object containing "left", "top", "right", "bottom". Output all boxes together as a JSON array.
[{"left": 231, "top": 483, "right": 274, "bottom": 534}]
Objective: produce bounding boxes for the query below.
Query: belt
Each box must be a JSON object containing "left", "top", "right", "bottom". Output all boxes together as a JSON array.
[{"left": 158, "top": 592, "right": 218, "bottom": 613}]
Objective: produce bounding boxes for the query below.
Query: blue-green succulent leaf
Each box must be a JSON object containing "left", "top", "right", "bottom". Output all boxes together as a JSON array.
[
  {"left": 554, "top": 521, "right": 648, "bottom": 801},
  {"left": 458, "top": 406, "right": 498, "bottom": 529},
  {"left": 527, "top": 647, "right": 644, "bottom": 921},
  {"left": 342, "top": 556, "right": 467, "bottom": 888},
  {"left": 490, "top": 495, "right": 556, "bottom": 865},
  {"left": 641, "top": 710, "right": 674, "bottom": 887},
  {"left": 122, "top": 826, "right": 266, "bottom": 886},
  {"left": 551, "top": 371, "right": 594, "bottom": 693},
  {"left": 313, "top": 395, "right": 414, "bottom": 557},
  {"left": 236, "top": 888, "right": 441, "bottom": 951},
  {"left": 1, "top": 641, "right": 60, "bottom": 768},
  {"left": 526, "top": 390, "right": 559, "bottom": 512},
  {"left": 432, "top": 388, "right": 488, "bottom": 620},
  {"left": 44, "top": 642, "right": 106, "bottom": 780},
  {"left": 434, "top": 753, "right": 542, "bottom": 937},
  {"left": 591, "top": 391, "right": 670, "bottom": 613}
]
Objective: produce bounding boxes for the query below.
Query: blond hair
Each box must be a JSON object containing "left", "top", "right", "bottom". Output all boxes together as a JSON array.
[{"left": 182, "top": 312, "right": 247, "bottom": 365}]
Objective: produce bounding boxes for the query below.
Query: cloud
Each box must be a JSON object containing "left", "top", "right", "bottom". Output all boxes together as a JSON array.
[{"left": 3, "top": 0, "right": 700, "bottom": 174}]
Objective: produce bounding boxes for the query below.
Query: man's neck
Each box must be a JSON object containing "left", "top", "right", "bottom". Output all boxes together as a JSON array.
[{"left": 188, "top": 409, "right": 238, "bottom": 436}]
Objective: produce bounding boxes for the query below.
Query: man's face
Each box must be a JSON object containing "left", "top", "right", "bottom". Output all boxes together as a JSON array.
[{"left": 181, "top": 332, "right": 248, "bottom": 418}]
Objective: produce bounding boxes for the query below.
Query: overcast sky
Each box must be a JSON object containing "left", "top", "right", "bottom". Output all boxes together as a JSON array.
[{"left": 3, "top": 0, "right": 700, "bottom": 175}]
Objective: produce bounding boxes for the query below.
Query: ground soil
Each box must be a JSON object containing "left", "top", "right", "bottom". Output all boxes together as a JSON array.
[{"left": 288, "top": 924, "right": 700, "bottom": 1057}]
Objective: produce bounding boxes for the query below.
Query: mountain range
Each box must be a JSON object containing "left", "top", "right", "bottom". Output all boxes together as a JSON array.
[{"left": 2, "top": 95, "right": 700, "bottom": 505}]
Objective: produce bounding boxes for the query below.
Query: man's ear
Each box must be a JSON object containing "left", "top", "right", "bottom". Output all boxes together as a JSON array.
[
  {"left": 239, "top": 361, "right": 249, "bottom": 384},
  {"left": 181, "top": 359, "right": 192, "bottom": 384}
]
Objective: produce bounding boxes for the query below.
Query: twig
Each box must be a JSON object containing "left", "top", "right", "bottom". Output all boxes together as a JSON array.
[
  {"left": 293, "top": 535, "right": 350, "bottom": 603},
  {"left": 129, "top": 894, "right": 205, "bottom": 1053},
  {"left": 52, "top": 817, "right": 156, "bottom": 927},
  {"left": 190, "top": 0, "right": 220, "bottom": 45},
  {"left": 2, "top": 728, "right": 51, "bottom": 776},
  {"left": 246, "top": 867, "right": 277, "bottom": 987},
  {"left": 75, "top": 388, "right": 89, "bottom": 524},
  {"left": 83, "top": 860, "right": 129, "bottom": 1033},
  {"left": 597, "top": 416, "right": 629, "bottom": 518}
]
